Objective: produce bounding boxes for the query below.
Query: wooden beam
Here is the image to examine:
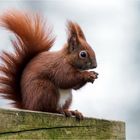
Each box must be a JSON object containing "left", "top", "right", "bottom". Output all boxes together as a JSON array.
[{"left": 0, "top": 108, "right": 125, "bottom": 139}]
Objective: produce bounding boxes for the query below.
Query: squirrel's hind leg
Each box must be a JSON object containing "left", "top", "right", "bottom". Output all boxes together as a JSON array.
[
  {"left": 22, "top": 79, "right": 59, "bottom": 112},
  {"left": 57, "top": 109, "right": 84, "bottom": 120}
]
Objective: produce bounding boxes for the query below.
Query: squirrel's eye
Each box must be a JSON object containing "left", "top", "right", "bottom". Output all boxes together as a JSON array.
[{"left": 79, "top": 50, "right": 87, "bottom": 59}]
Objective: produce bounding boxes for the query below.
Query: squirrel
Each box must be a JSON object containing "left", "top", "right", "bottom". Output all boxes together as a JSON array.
[{"left": 0, "top": 10, "right": 98, "bottom": 120}]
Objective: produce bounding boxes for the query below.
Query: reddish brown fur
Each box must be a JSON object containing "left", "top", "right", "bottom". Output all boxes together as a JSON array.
[
  {"left": 0, "top": 11, "right": 98, "bottom": 119},
  {"left": 0, "top": 11, "right": 55, "bottom": 108}
]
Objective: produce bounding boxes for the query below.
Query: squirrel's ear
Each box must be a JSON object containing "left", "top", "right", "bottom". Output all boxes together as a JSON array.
[
  {"left": 67, "top": 21, "right": 79, "bottom": 52},
  {"left": 75, "top": 23, "right": 86, "bottom": 41}
]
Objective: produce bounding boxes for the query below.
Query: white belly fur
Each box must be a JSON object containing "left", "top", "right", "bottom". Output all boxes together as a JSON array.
[{"left": 58, "top": 89, "right": 72, "bottom": 108}]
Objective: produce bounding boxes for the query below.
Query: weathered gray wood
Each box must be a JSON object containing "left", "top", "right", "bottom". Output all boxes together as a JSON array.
[{"left": 0, "top": 108, "right": 125, "bottom": 139}]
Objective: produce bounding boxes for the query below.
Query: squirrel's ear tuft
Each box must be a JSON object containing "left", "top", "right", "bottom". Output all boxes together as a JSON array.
[
  {"left": 75, "top": 23, "right": 86, "bottom": 41},
  {"left": 67, "top": 21, "right": 79, "bottom": 52}
]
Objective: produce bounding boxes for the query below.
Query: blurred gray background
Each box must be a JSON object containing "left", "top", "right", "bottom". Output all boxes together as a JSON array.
[{"left": 0, "top": 0, "right": 140, "bottom": 139}]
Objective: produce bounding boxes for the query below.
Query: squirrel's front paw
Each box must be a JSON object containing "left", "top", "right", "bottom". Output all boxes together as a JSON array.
[
  {"left": 86, "top": 71, "right": 99, "bottom": 83},
  {"left": 91, "top": 71, "right": 99, "bottom": 79}
]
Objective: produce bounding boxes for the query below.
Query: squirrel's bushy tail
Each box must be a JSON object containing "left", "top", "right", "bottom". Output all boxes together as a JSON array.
[{"left": 0, "top": 10, "right": 55, "bottom": 108}]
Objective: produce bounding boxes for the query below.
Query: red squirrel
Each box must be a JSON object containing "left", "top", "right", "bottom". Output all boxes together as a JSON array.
[{"left": 0, "top": 10, "right": 98, "bottom": 120}]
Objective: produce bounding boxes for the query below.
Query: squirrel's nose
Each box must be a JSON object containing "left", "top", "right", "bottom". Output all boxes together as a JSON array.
[
  {"left": 92, "top": 59, "right": 97, "bottom": 69},
  {"left": 93, "top": 65, "right": 97, "bottom": 68},
  {"left": 92, "top": 64, "right": 97, "bottom": 69}
]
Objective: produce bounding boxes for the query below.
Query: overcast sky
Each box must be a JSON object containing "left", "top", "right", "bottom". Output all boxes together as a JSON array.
[{"left": 0, "top": 0, "right": 140, "bottom": 139}]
